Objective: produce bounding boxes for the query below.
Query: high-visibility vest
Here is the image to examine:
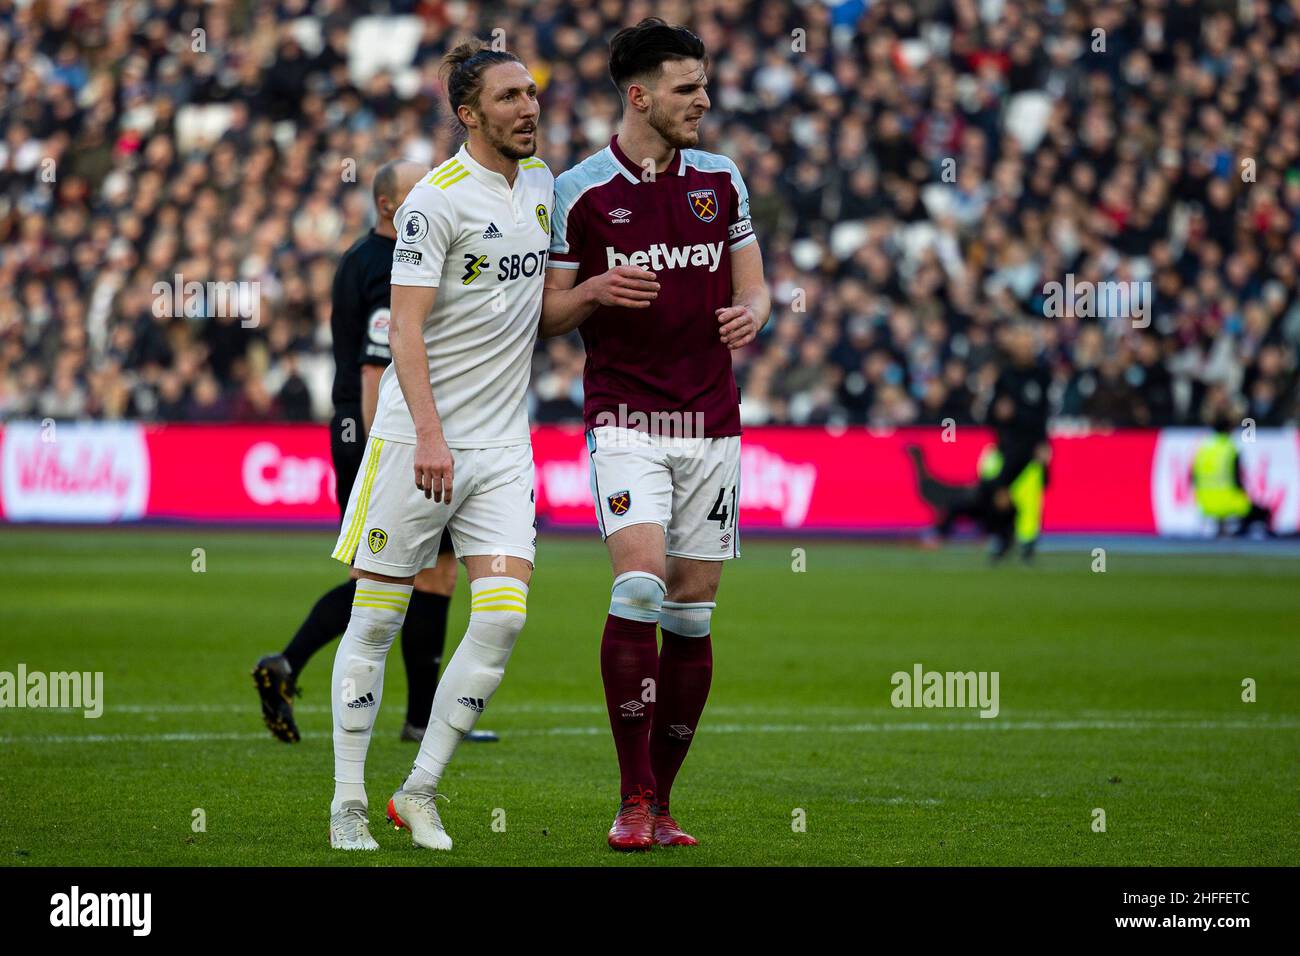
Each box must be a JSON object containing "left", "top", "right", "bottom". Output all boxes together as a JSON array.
[{"left": 1192, "top": 434, "right": 1250, "bottom": 518}]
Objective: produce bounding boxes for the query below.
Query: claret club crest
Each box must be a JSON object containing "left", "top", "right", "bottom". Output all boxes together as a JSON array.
[{"left": 687, "top": 188, "right": 718, "bottom": 222}]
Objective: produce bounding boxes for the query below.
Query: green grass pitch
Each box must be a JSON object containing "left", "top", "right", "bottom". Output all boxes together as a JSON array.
[{"left": 1, "top": 529, "right": 1296, "bottom": 866}]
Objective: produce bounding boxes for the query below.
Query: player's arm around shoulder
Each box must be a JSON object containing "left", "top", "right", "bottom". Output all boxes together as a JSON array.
[{"left": 539, "top": 167, "right": 660, "bottom": 338}]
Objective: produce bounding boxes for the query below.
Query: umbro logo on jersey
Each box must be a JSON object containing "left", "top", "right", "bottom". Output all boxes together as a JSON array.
[
  {"left": 346, "top": 693, "right": 376, "bottom": 710},
  {"left": 620, "top": 700, "right": 645, "bottom": 715},
  {"left": 608, "top": 208, "right": 632, "bottom": 224},
  {"left": 482, "top": 222, "right": 503, "bottom": 239},
  {"left": 457, "top": 696, "right": 485, "bottom": 713},
  {"left": 668, "top": 724, "right": 694, "bottom": 739}
]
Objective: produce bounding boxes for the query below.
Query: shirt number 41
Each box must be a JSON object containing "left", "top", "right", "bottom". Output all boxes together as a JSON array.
[{"left": 708, "top": 486, "right": 738, "bottom": 530}]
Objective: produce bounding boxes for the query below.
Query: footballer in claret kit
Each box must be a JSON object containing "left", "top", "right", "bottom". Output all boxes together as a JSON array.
[{"left": 541, "top": 18, "right": 771, "bottom": 851}]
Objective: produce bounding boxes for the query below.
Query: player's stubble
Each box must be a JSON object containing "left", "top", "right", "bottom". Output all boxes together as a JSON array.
[
  {"left": 479, "top": 108, "right": 538, "bottom": 162},
  {"left": 644, "top": 62, "right": 707, "bottom": 150}
]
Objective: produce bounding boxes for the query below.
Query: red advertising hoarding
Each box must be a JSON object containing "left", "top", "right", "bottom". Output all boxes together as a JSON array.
[{"left": 2, "top": 422, "right": 1297, "bottom": 535}]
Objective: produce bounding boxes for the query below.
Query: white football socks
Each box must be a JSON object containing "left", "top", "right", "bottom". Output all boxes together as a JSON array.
[
  {"left": 330, "top": 579, "right": 412, "bottom": 814},
  {"left": 405, "top": 576, "right": 527, "bottom": 792}
]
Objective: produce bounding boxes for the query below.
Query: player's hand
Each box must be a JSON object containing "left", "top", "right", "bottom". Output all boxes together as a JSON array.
[
  {"left": 586, "top": 266, "right": 659, "bottom": 309},
  {"left": 414, "top": 431, "right": 453, "bottom": 502},
  {"left": 716, "top": 304, "right": 758, "bottom": 349}
]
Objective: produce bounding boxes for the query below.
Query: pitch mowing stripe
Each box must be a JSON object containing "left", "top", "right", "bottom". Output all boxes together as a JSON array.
[
  {"left": 5, "top": 718, "right": 1297, "bottom": 745},
  {"left": 55, "top": 703, "right": 1300, "bottom": 718}
]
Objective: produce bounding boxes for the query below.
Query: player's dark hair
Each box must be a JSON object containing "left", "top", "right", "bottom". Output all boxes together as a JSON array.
[
  {"left": 608, "top": 17, "right": 707, "bottom": 97},
  {"left": 441, "top": 40, "right": 522, "bottom": 129}
]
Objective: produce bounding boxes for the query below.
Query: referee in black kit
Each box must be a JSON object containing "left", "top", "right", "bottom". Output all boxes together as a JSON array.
[{"left": 251, "top": 159, "right": 497, "bottom": 745}]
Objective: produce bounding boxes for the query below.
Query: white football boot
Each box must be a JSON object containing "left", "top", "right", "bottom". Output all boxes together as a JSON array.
[
  {"left": 387, "top": 787, "right": 453, "bottom": 850},
  {"left": 329, "top": 801, "right": 380, "bottom": 851}
]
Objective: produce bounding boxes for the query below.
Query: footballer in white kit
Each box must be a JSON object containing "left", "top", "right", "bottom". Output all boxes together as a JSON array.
[{"left": 325, "top": 42, "right": 550, "bottom": 853}]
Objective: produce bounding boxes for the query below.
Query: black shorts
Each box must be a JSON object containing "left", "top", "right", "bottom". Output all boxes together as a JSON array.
[{"left": 330, "top": 406, "right": 452, "bottom": 555}]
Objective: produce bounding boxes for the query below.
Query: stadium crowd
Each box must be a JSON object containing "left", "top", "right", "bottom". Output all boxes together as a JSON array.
[{"left": 1, "top": 0, "right": 1298, "bottom": 429}]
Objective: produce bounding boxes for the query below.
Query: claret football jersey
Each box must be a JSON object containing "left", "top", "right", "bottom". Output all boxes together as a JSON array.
[{"left": 549, "top": 135, "right": 757, "bottom": 438}]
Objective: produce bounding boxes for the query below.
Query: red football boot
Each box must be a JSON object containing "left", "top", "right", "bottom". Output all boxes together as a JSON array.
[
  {"left": 651, "top": 802, "right": 698, "bottom": 846},
  {"left": 607, "top": 788, "right": 655, "bottom": 851}
]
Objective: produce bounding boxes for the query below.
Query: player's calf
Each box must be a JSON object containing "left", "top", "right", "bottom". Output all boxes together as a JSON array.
[
  {"left": 330, "top": 578, "right": 413, "bottom": 817},
  {"left": 401, "top": 576, "right": 528, "bottom": 799}
]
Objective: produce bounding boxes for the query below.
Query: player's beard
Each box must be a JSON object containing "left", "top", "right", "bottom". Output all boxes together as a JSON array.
[
  {"left": 648, "top": 100, "right": 701, "bottom": 149},
  {"left": 481, "top": 113, "right": 537, "bottom": 161}
]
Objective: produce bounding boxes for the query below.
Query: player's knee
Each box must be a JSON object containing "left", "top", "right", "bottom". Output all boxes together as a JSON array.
[
  {"left": 609, "top": 571, "right": 666, "bottom": 623},
  {"left": 468, "top": 607, "right": 526, "bottom": 646},
  {"left": 660, "top": 600, "right": 715, "bottom": 638},
  {"left": 348, "top": 581, "right": 412, "bottom": 649},
  {"left": 467, "top": 576, "right": 528, "bottom": 646}
]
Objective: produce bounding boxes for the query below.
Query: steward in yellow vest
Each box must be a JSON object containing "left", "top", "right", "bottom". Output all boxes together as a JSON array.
[{"left": 1191, "top": 419, "right": 1273, "bottom": 536}]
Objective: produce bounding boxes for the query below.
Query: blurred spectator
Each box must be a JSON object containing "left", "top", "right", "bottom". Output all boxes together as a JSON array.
[{"left": 0, "top": 0, "right": 1296, "bottom": 432}]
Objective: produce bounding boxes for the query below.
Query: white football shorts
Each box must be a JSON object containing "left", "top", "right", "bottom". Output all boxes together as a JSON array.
[
  {"left": 586, "top": 425, "right": 740, "bottom": 561},
  {"left": 332, "top": 436, "right": 536, "bottom": 576}
]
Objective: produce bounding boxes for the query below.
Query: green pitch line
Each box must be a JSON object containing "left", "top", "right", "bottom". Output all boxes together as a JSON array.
[{"left": 0, "top": 530, "right": 1296, "bottom": 866}]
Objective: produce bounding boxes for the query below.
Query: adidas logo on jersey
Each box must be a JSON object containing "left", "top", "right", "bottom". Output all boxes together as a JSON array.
[
  {"left": 606, "top": 241, "right": 723, "bottom": 273},
  {"left": 457, "top": 696, "right": 486, "bottom": 713},
  {"left": 482, "top": 222, "right": 503, "bottom": 239},
  {"left": 346, "top": 692, "right": 376, "bottom": 709}
]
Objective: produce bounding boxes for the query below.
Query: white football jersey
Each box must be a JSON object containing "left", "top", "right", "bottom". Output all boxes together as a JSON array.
[{"left": 372, "top": 144, "right": 553, "bottom": 448}]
